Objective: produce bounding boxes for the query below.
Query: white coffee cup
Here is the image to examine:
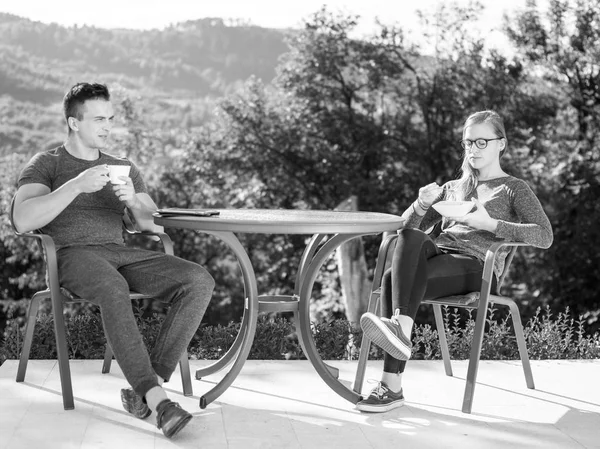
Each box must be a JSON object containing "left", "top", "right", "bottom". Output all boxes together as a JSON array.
[{"left": 106, "top": 165, "right": 130, "bottom": 184}]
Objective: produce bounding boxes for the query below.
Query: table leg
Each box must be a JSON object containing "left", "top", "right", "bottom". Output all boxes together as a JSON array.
[
  {"left": 196, "top": 235, "right": 255, "bottom": 378},
  {"left": 298, "top": 233, "right": 367, "bottom": 404},
  {"left": 292, "top": 234, "right": 338, "bottom": 377},
  {"left": 198, "top": 231, "right": 259, "bottom": 409},
  {"left": 195, "top": 305, "right": 250, "bottom": 379},
  {"left": 297, "top": 234, "right": 327, "bottom": 284}
]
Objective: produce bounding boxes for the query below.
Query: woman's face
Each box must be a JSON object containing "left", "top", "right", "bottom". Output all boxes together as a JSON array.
[{"left": 462, "top": 123, "right": 504, "bottom": 171}]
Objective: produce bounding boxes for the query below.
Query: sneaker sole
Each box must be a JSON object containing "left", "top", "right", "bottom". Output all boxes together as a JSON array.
[
  {"left": 360, "top": 313, "right": 411, "bottom": 361},
  {"left": 163, "top": 414, "right": 192, "bottom": 439},
  {"left": 356, "top": 398, "right": 405, "bottom": 413}
]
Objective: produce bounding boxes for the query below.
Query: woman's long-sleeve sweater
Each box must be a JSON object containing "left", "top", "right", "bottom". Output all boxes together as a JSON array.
[{"left": 400, "top": 176, "right": 554, "bottom": 279}]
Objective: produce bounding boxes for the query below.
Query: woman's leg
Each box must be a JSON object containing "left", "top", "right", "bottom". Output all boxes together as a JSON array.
[
  {"left": 379, "top": 229, "right": 441, "bottom": 385},
  {"left": 384, "top": 252, "right": 489, "bottom": 375},
  {"left": 390, "top": 229, "right": 442, "bottom": 318},
  {"left": 358, "top": 231, "right": 490, "bottom": 412},
  {"left": 362, "top": 229, "right": 440, "bottom": 368}
]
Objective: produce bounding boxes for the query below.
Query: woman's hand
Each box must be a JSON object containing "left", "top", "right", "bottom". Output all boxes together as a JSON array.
[
  {"left": 417, "top": 182, "right": 443, "bottom": 208},
  {"left": 452, "top": 198, "right": 498, "bottom": 233}
]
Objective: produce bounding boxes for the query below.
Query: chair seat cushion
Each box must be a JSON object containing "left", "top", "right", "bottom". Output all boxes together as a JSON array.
[
  {"left": 59, "top": 287, "right": 149, "bottom": 302},
  {"left": 423, "top": 291, "right": 480, "bottom": 307}
]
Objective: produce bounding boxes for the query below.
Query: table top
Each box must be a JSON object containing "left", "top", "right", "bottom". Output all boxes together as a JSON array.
[{"left": 154, "top": 209, "right": 404, "bottom": 234}]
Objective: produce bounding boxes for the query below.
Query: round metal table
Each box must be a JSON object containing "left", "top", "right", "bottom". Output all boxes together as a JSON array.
[{"left": 154, "top": 209, "right": 405, "bottom": 408}]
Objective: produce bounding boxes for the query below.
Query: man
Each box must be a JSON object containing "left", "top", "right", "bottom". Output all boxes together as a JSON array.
[{"left": 12, "top": 82, "right": 214, "bottom": 438}]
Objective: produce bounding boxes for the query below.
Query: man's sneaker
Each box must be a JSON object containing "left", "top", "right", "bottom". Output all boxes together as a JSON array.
[
  {"left": 121, "top": 388, "right": 151, "bottom": 419},
  {"left": 356, "top": 381, "right": 405, "bottom": 413},
  {"left": 360, "top": 310, "right": 412, "bottom": 361}
]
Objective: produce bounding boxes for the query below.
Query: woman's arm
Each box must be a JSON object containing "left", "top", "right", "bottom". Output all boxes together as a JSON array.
[
  {"left": 495, "top": 181, "right": 553, "bottom": 248},
  {"left": 401, "top": 182, "right": 448, "bottom": 232}
]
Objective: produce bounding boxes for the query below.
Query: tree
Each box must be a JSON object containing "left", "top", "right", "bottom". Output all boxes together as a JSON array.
[
  {"left": 505, "top": 0, "right": 600, "bottom": 331},
  {"left": 171, "top": 5, "right": 561, "bottom": 326}
]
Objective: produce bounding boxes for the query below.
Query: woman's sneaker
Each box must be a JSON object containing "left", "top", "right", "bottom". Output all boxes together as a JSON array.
[
  {"left": 356, "top": 381, "right": 405, "bottom": 413},
  {"left": 360, "top": 310, "right": 412, "bottom": 360}
]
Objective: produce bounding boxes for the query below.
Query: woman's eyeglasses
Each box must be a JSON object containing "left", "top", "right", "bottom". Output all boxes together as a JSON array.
[{"left": 460, "top": 137, "right": 503, "bottom": 150}]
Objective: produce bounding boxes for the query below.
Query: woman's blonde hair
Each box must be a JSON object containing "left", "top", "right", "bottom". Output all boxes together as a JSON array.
[{"left": 449, "top": 110, "right": 507, "bottom": 201}]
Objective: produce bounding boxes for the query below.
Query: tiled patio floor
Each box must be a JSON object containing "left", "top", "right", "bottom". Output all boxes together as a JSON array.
[{"left": 1, "top": 359, "right": 599, "bottom": 448}]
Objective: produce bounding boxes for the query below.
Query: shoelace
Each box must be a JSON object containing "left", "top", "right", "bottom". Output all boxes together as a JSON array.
[
  {"left": 366, "top": 380, "right": 389, "bottom": 399},
  {"left": 390, "top": 308, "right": 402, "bottom": 326}
]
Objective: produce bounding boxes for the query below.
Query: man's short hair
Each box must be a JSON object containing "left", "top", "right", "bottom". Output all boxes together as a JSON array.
[{"left": 63, "top": 83, "right": 110, "bottom": 127}]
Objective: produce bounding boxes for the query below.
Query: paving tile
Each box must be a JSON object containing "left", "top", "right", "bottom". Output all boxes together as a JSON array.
[
  {"left": 81, "top": 416, "right": 156, "bottom": 448},
  {"left": 0, "top": 359, "right": 599, "bottom": 448},
  {"left": 6, "top": 412, "right": 89, "bottom": 449},
  {"left": 290, "top": 416, "right": 372, "bottom": 449},
  {"left": 554, "top": 408, "right": 600, "bottom": 448}
]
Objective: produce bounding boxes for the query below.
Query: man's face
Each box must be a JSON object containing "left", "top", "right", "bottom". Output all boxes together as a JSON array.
[{"left": 72, "top": 99, "right": 114, "bottom": 149}]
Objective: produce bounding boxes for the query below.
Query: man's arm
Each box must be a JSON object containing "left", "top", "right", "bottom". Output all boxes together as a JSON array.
[
  {"left": 13, "top": 165, "right": 110, "bottom": 233},
  {"left": 126, "top": 192, "right": 164, "bottom": 233},
  {"left": 13, "top": 183, "right": 72, "bottom": 233}
]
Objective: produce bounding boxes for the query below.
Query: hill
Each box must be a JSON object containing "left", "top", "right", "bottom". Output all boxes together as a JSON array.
[
  {"left": 0, "top": 13, "right": 289, "bottom": 99},
  {"left": 0, "top": 13, "right": 291, "bottom": 155}
]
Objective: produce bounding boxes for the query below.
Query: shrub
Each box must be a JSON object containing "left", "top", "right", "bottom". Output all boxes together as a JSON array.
[{"left": 1, "top": 305, "right": 599, "bottom": 365}]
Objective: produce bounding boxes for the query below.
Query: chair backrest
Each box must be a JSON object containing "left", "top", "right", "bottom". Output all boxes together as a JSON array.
[
  {"left": 9, "top": 194, "right": 20, "bottom": 234},
  {"left": 496, "top": 245, "right": 519, "bottom": 292}
]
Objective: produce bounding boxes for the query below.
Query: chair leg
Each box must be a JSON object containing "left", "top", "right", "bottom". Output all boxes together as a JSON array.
[
  {"left": 102, "top": 344, "right": 113, "bottom": 374},
  {"left": 52, "top": 298, "right": 75, "bottom": 410},
  {"left": 507, "top": 301, "right": 535, "bottom": 389},
  {"left": 432, "top": 304, "right": 453, "bottom": 377},
  {"left": 462, "top": 300, "right": 488, "bottom": 414},
  {"left": 353, "top": 291, "right": 380, "bottom": 395},
  {"left": 16, "top": 292, "right": 46, "bottom": 383},
  {"left": 179, "top": 351, "right": 193, "bottom": 396}
]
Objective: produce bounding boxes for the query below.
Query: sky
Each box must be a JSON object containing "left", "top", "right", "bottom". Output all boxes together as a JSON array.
[{"left": 2, "top": 0, "right": 546, "bottom": 53}]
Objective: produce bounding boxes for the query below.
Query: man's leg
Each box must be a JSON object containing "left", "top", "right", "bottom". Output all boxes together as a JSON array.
[
  {"left": 57, "top": 246, "right": 160, "bottom": 400},
  {"left": 116, "top": 246, "right": 215, "bottom": 384},
  {"left": 59, "top": 245, "right": 201, "bottom": 437}
]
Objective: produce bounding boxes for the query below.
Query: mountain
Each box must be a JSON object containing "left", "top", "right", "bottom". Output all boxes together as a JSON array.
[
  {"left": 0, "top": 13, "right": 291, "bottom": 155},
  {"left": 0, "top": 13, "right": 290, "bottom": 101}
]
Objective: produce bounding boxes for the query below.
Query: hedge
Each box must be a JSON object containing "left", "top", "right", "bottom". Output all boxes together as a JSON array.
[{"left": 1, "top": 305, "right": 598, "bottom": 366}]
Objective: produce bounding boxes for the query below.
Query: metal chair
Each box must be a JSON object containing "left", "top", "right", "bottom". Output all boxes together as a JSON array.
[
  {"left": 353, "top": 229, "right": 534, "bottom": 413},
  {"left": 9, "top": 196, "right": 193, "bottom": 410}
]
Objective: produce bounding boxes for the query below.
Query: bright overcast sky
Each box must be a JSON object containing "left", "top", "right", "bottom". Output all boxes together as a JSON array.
[{"left": 2, "top": 0, "right": 546, "bottom": 52}]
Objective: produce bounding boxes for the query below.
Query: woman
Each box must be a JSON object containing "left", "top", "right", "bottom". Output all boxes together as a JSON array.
[{"left": 357, "top": 110, "right": 553, "bottom": 413}]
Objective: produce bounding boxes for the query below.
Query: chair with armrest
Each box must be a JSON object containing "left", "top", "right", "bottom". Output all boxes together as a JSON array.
[
  {"left": 9, "top": 196, "right": 193, "bottom": 410},
  {"left": 353, "top": 227, "right": 534, "bottom": 414}
]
